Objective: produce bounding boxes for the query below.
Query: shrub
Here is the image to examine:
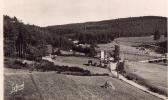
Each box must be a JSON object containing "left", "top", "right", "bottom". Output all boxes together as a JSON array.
[
  {"left": 4, "top": 59, "right": 25, "bottom": 69},
  {"left": 14, "top": 60, "right": 23, "bottom": 65},
  {"left": 117, "top": 62, "right": 125, "bottom": 73},
  {"left": 88, "top": 60, "right": 92, "bottom": 66},
  {"left": 35, "top": 60, "right": 55, "bottom": 71},
  {"left": 34, "top": 60, "right": 92, "bottom": 76},
  {"left": 93, "top": 62, "right": 97, "bottom": 66}
]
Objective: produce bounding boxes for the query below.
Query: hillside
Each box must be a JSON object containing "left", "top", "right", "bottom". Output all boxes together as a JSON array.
[
  {"left": 3, "top": 15, "right": 167, "bottom": 58},
  {"left": 45, "top": 16, "right": 167, "bottom": 41},
  {"left": 3, "top": 15, "right": 74, "bottom": 58},
  {"left": 4, "top": 72, "right": 162, "bottom": 100}
]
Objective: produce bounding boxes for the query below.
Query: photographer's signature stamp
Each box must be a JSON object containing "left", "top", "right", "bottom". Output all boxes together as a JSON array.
[{"left": 9, "top": 81, "right": 24, "bottom": 94}]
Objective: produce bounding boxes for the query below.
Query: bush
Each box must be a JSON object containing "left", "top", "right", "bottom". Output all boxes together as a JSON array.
[
  {"left": 35, "top": 60, "right": 55, "bottom": 71},
  {"left": 117, "top": 62, "right": 125, "bottom": 73},
  {"left": 4, "top": 59, "right": 25, "bottom": 69},
  {"left": 52, "top": 49, "right": 61, "bottom": 56},
  {"left": 92, "top": 73, "right": 109, "bottom": 76},
  {"left": 34, "top": 60, "right": 92, "bottom": 76},
  {"left": 88, "top": 60, "right": 92, "bottom": 66},
  {"left": 14, "top": 60, "right": 23, "bottom": 65},
  {"left": 93, "top": 62, "right": 97, "bottom": 66}
]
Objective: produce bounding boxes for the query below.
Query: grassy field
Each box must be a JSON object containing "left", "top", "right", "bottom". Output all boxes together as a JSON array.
[
  {"left": 51, "top": 56, "right": 109, "bottom": 74},
  {"left": 120, "top": 53, "right": 159, "bottom": 61},
  {"left": 97, "top": 36, "right": 164, "bottom": 61},
  {"left": 4, "top": 35, "right": 167, "bottom": 99},
  {"left": 97, "top": 36, "right": 167, "bottom": 97},
  {"left": 4, "top": 73, "right": 42, "bottom": 100},
  {"left": 97, "top": 43, "right": 159, "bottom": 61},
  {"left": 123, "top": 61, "right": 168, "bottom": 96},
  {"left": 4, "top": 55, "right": 166, "bottom": 100},
  {"left": 115, "top": 35, "right": 166, "bottom": 46},
  {"left": 4, "top": 72, "right": 162, "bottom": 100}
]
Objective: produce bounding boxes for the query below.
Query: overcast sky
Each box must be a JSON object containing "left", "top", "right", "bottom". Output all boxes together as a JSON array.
[{"left": 4, "top": 0, "right": 167, "bottom": 26}]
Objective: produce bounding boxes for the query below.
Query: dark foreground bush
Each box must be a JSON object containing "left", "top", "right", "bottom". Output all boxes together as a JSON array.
[
  {"left": 117, "top": 61, "right": 125, "bottom": 73},
  {"left": 35, "top": 60, "right": 92, "bottom": 76},
  {"left": 92, "top": 73, "right": 109, "bottom": 76},
  {"left": 4, "top": 58, "right": 26, "bottom": 69},
  {"left": 14, "top": 60, "right": 25, "bottom": 66}
]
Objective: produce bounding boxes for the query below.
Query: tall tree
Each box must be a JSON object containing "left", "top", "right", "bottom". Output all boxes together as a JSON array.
[
  {"left": 16, "top": 24, "right": 26, "bottom": 58},
  {"left": 153, "top": 30, "right": 161, "bottom": 40},
  {"left": 164, "top": 31, "right": 167, "bottom": 37},
  {"left": 88, "top": 43, "right": 97, "bottom": 57},
  {"left": 114, "top": 45, "right": 120, "bottom": 62}
]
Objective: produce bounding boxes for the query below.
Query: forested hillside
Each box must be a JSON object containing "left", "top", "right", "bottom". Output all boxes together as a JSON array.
[
  {"left": 4, "top": 15, "right": 74, "bottom": 59},
  {"left": 45, "top": 16, "right": 167, "bottom": 44},
  {"left": 3, "top": 15, "right": 167, "bottom": 59}
]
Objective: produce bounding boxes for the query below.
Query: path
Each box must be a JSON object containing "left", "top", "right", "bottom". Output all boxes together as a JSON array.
[{"left": 110, "top": 70, "right": 167, "bottom": 100}]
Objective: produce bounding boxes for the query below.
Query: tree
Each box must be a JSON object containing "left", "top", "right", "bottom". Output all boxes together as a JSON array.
[
  {"left": 164, "top": 31, "right": 167, "bottom": 37},
  {"left": 113, "top": 45, "right": 121, "bottom": 78},
  {"left": 13, "top": 16, "right": 18, "bottom": 22},
  {"left": 55, "top": 49, "right": 61, "bottom": 56},
  {"left": 26, "top": 42, "right": 47, "bottom": 61},
  {"left": 87, "top": 43, "right": 97, "bottom": 57},
  {"left": 16, "top": 25, "right": 26, "bottom": 58},
  {"left": 114, "top": 45, "right": 120, "bottom": 62},
  {"left": 153, "top": 30, "right": 161, "bottom": 40}
]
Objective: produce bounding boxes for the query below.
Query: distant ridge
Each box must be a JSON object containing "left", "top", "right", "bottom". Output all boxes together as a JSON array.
[
  {"left": 45, "top": 16, "right": 167, "bottom": 37},
  {"left": 46, "top": 16, "right": 167, "bottom": 27}
]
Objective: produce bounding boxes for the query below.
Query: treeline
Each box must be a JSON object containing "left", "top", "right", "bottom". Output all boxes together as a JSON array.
[
  {"left": 74, "top": 32, "right": 116, "bottom": 44},
  {"left": 4, "top": 15, "right": 167, "bottom": 59},
  {"left": 4, "top": 15, "right": 74, "bottom": 60},
  {"left": 72, "top": 43, "right": 97, "bottom": 57},
  {"left": 46, "top": 16, "right": 167, "bottom": 42},
  {"left": 156, "top": 41, "right": 167, "bottom": 53}
]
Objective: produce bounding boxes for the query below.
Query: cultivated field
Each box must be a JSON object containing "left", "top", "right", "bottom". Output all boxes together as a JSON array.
[
  {"left": 124, "top": 61, "right": 168, "bottom": 96},
  {"left": 4, "top": 72, "right": 162, "bottom": 100}
]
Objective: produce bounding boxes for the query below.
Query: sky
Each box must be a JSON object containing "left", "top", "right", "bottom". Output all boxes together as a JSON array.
[{"left": 3, "top": 0, "right": 167, "bottom": 26}]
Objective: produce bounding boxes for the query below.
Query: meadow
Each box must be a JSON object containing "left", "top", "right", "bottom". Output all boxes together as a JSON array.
[
  {"left": 123, "top": 61, "right": 168, "bottom": 96},
  {"left": 4, "top": 72, "right": 162, "bottom": 100}
]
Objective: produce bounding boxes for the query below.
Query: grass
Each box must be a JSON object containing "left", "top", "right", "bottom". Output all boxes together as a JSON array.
[
  {"left": 4, "top": 74, "right": 42, "bottom": 100},
  {"left": 4, "top": 56, "right": 162, "bottom": 100},
  {"left": 4, "top": 72, "right": 162, "bottom": 100},
  {"left": 51, "top": 56, "right": 109, "bottom": 74},
  {"left": 124, "top": 72, "right": 168, "bottom": 96},
  {"left": 120, "top": 53, "right": 159, "bottom": 61},
  {"left": 97, "top": 36, "right": 164, "bottom": 61},
  {"left": 122, "top": 61, "right": 168, "bottom": 96},
  {"left": 36, "top": 60, "right": 93, "bottom": 76},
  {"left": 4, "top": 57, "right": 108, "bottom": 76},
  {"left": 115, "top": 35, "right": 166, "bottom": 46}
]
